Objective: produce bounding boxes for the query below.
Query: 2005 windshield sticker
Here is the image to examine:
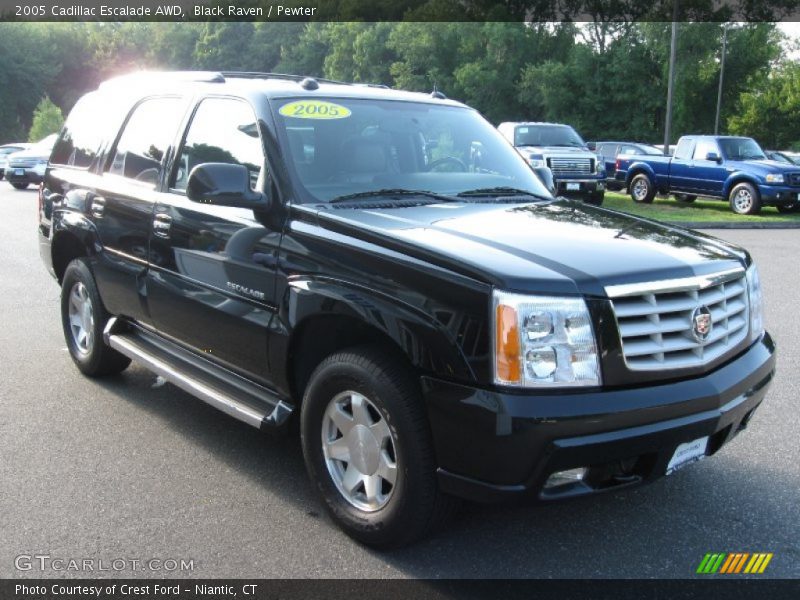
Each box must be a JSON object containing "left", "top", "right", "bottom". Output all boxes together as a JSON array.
[{"left": 279, "top": 100, "right": 352, "bottom": 119}]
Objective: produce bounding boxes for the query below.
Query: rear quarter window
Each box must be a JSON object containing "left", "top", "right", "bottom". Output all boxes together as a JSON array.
[{"left": 51, "top": 93, "right": 120, "bottom": 169}]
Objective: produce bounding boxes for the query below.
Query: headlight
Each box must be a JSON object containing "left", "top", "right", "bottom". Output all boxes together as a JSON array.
[
  {"left": 493, "top": 291, "right": 601, "bottom": 388},
  {"left": 595, "top": 157, "right": 605, "bottom": 174},
  {"left": 527, "top": 157, "right": 545, "bottom": 168},
  {"left": 746, "top": 263, "right": 764, "bottom": 341},
  {"left": 765, "top": 173, "right": 784, "bottom": 183}
]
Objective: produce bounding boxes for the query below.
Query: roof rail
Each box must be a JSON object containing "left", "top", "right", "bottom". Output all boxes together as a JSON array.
[
  {"left": 220, "top": 71, "right": 351, "bottom": 86},
  {"left": 99, "top": 71, "right": 225, "bottom": 90}
]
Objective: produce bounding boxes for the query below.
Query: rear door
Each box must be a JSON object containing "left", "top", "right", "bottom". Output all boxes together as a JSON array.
[
  {"left": 668, "top": 137, "right": 697, "bottom": 192},
  {"left": 145, "top": 96, "right": 283, "bottom": 384},
  {"left": 89, "top": 96, "right": 189, "bottom": 322}
]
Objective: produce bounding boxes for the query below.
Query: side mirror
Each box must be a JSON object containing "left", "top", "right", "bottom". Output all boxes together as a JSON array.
[
  {"left": 705, "top": 152, "right": 722, "bottom": 163},
  {"left": 186, "top": 163, "right": 268, "bottom": 209}
]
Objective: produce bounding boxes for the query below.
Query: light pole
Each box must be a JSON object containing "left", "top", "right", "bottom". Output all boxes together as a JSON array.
[
  {"left": 714, "top": 23, "right": 729, "bottom": 135},
  {"left": 663, "top": 14, "right": 679, "bottom": 155}
]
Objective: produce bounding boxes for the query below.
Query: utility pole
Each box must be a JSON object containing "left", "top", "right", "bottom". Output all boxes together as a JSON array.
[
  {"left": 663, "top": 0, "right": 679, "bottom": 156},
  {"left": 714, "top": 23, "right": 729, "bottom": 135}
]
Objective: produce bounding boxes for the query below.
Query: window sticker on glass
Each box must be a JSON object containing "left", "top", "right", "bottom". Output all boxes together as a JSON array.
[{"left": 278, "top": 100, "right": 352, "bottom": 120}]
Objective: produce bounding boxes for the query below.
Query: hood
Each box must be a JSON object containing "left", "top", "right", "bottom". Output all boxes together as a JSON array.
[
  {"left": 516, "top": 145, "right": 594, "bottom": 157},
  {"left": 727, "top": 158, "right": 800, "bottom": 175},
  {"left": 316, "top": 200, "right": 746, "bottom": 296},
  {"left": 8, "top": 147, "right": 51, "bottom": 161}
]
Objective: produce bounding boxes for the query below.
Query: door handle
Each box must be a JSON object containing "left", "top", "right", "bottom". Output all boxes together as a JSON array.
[
  {"left": 90, "top": 196, "right": 106, "bottom": 218},
  {"left": 153, "top": 213, "right": 172, "bottom": 238}
]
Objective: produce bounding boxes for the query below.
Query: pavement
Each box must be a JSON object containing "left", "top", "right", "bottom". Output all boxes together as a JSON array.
[{"left": 0, "top": 184, "right": 797, "bottom": 579}]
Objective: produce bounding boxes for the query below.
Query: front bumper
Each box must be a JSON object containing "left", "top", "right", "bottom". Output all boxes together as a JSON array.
[
  {"left": 5, "top": 165, "right": 45, "bottom": 185},
  {"left": 554, "top": 177, "right": 605, "bottom": 196},
  {"left": 425, "top": 333, "right": 775, "bottom": 503},
  {"left": 758, "top": 184, "right": 800, "bottom": 206}
]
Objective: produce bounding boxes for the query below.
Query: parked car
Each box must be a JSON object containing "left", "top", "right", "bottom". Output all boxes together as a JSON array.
[
  {"left": 0, "top": 143, "right": 31, "bottom": 180},
  {"left": 40, "top": 72, "right": 774, "bottom": 547},
  {"left": 653, "top": 144, "right": 677, "bottom": 156},
  {"left": 592, "top": 141, "right": 663, "bottom": 191},
  {"left": 764, "top": 150, "right": 800, "bottom": 166},
  {"left": 615, "top": 135, "right": 800, "bottom": 214},
  {"left": 5, "top": 134, "right": 57, "bottom": 189},
  {"left": 497, "top": 121, "right": 606, "bottom": 205}
]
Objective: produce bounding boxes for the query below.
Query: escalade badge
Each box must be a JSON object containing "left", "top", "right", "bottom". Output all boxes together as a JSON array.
[{"left": 691, "top": 306, "right": 712, "bottom": 342}]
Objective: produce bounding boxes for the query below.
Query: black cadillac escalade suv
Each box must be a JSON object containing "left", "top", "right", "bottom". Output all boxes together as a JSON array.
[{"left": 38, "top": 72, "right": 775, "bottom": 548}]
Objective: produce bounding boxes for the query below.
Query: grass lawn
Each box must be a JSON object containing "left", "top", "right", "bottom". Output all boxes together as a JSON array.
[{"left": 603, "top": 191, "right": 800, "bottom": 224}]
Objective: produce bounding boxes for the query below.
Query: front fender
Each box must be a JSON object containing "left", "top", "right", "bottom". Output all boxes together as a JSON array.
[
  {"left": 722, "top": 173, "right": 761, "bottom": 198},
  {"left": 270, "top": 276, "right": 477, "bottom": 394}
]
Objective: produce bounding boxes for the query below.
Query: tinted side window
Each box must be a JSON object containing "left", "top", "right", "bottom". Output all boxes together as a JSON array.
[
  {"left": 107, "top": 97, "right": 184, "bottom": 187},
  {"left": 172, "top": 97, "right": 264, "bottom": 192},
  {"left": 674, "top": 138, "right": 695, "bottom": 160},
  {"left": 51, "top": 93, "right": 108, "bottom": 168},
  {"left": 693, "top": 139, "right": 719, "bottom": 160}
]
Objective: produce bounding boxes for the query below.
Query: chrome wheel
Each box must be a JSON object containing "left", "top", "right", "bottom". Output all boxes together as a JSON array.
[
  {"left": 733, "top": 188, "right": 753, "bottom": 213},
  {"left": 67, "top": 282, "right": 94, "bottom": 355},
  {"left": 632, "top": 178, "right": 649, "bottom": 201},
  {"left": 322, "top": 391, "right": 398, "bottom": 512}
]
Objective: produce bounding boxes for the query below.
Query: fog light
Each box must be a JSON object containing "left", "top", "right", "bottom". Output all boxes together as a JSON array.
[{"left": 544, "top": 467, "right": 587, "bottom": 489}]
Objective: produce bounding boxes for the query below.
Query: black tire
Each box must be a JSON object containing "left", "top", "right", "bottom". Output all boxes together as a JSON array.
[
  {"left": 776, "top": 202, "right": 800, "bottom": 214},
  {"left": 728, "top": 182, "right": 761, "bottom": 215},
  {"left": 674, "top": 193, "right": 697, "bottom": 203},
  {"left": 300, "top": 344, "right": 458, "bottom": 548},
  {"left": 629, "top": 174, "right": 655, "bottom": 204},
  {"left": 11, "top": 182, "right": 29, "bottom": 190},
  {"left": 584, "top": 192, "right": 604, "bottom": 206},
  {"left": 61, "top": 258, "right": 131, "bottom": 377}
]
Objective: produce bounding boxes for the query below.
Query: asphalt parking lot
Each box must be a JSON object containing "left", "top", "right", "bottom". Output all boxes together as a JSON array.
[{"left": 0, "top": 184, "right": 797, "bottom": 579}]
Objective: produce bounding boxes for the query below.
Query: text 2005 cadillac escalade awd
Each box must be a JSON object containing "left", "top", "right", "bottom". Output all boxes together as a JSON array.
[{"left": 38, "top": 72, "right": 775, "bottom": 548}]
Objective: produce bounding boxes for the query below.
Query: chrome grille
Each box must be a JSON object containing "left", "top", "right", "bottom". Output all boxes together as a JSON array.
[
  {"left": 547, "top": 157, "right": 593, "bottom": 175},
  {"left": 607, "top": 270, "right": 749, "bottom": 371},
  {"left": 8, "top": 158, "right": 37, "bottom": 168}
]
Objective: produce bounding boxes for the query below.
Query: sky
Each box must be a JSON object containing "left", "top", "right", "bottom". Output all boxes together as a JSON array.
[{"left": 778, "top": 22, "right": 800, "bottom": 58}]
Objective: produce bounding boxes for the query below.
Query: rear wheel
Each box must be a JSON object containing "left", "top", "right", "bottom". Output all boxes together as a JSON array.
[
  {"left": 11, "top": 182, "right": 28, "bottom": 190},
  {"left": 61, "top": 258, "right": 131, "bottom": 377},
  {"left": 674, "top": 193, "right": 697, "bottom": 203},
  {"left": 300, "top": 345, "right": 458, "bottom": 548},
  {"left": 629, "top": 174, "right": 655, "bottom": 203},
  {"left": 728, "top": 182, "right": 761, "bottom": 215}
]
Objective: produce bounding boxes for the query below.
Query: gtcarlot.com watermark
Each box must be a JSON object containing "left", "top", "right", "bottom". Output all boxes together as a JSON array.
[{"left": 15, "top": 554, "right": 195, "bottom": 573}]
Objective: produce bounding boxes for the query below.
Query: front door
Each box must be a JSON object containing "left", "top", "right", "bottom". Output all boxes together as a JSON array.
[{"left": 146, "top": 96, "right": 283, "bottom": 385}]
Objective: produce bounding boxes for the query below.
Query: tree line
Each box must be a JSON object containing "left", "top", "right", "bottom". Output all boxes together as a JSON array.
[{"left": 0, "top": 21, "right": 797, "bottom": 149}]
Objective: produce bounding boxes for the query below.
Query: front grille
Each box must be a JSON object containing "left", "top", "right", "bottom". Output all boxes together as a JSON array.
[
  {"left": 609, "top": 272, "right": 749, "bottom": 371},
  {"left": 787, "top": 172, "right": 800, "bottom": 186},
  {"left": 547, "top": 157, "right": 593, "bottom": 175},
  {"left": 8, "top": 158, "right": 37, "bottom": 168}
]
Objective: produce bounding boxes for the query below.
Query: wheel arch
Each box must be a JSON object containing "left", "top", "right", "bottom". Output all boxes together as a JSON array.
[
  {"left": 723, "top": 174, "right": 761, "bottom": 200},
  {"left": 276, "top": 279, "right": 476, "bottom": 405}
]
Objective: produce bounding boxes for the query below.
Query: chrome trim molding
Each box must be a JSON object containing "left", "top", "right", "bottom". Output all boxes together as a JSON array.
[{"left": 604, "top": 267, "right": 745, "bottom": 299}]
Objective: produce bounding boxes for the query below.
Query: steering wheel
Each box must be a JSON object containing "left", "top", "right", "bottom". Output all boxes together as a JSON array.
[{"left": 426, "top": 157, "right": 467, "bottom": 172}]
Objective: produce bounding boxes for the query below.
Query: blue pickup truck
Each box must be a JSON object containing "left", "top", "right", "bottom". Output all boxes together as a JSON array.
[{"left": 615, "top": 135, "right": 800, "bottom": 214}]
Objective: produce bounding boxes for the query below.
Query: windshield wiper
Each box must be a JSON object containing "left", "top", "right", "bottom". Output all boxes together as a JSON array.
[
  {"left": 329, "top": 188, "right": 457, "bottom": 204},
  {"left": 456, "top": 187, "right": 552, "bottom": 202}
]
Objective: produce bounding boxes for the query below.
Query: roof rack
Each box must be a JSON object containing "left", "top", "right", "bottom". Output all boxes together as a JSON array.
[
  {"left": 99, "top": 71, "right": 225, "bottom": 90},
  {"left": 220, "top": 71, "right": 350, "bottom": 86}
]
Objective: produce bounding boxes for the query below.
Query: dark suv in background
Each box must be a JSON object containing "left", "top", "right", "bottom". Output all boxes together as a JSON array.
[{"left": 39, "top": 72, "right": 775, "bottom": 547}]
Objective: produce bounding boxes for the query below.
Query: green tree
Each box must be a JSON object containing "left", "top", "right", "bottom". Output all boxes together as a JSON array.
[{"left": 28, "top": 96, "right": 64, "bottom": 142}]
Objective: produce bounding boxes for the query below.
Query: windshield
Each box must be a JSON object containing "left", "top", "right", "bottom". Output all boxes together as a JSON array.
[
  {"left": 718, "top": 138, "right": 766, "bottom": 161},
  {"left": 273, "top": 98, "right": 552, "bottom": 203},
  {"left": 514, "top": 124, "right": 585, "bottom": 148}
]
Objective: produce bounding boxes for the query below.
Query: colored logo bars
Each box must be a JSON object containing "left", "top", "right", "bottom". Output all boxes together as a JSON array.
[{"left": 696, "top": 553, "right": 773, "bottom": 574}]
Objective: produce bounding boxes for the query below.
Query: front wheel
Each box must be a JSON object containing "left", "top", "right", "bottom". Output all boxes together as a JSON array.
[
  {"left": 11, "top": 182, "right": 29, "bottom": 190},
  {"left": 61, "top": 258, "right": 131, "bottom": 377},
  {"left": 776, "top": 201, "right": 799, "bottom": 214},
  {"left": 629, "top": 174, "right": 655, "bottom": 203},
  {"left": 728, "top": 182, "right": 761, "bottom": 215},
  {"left": 300, "top": 345, "right": 458, "bottom": 548}
]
